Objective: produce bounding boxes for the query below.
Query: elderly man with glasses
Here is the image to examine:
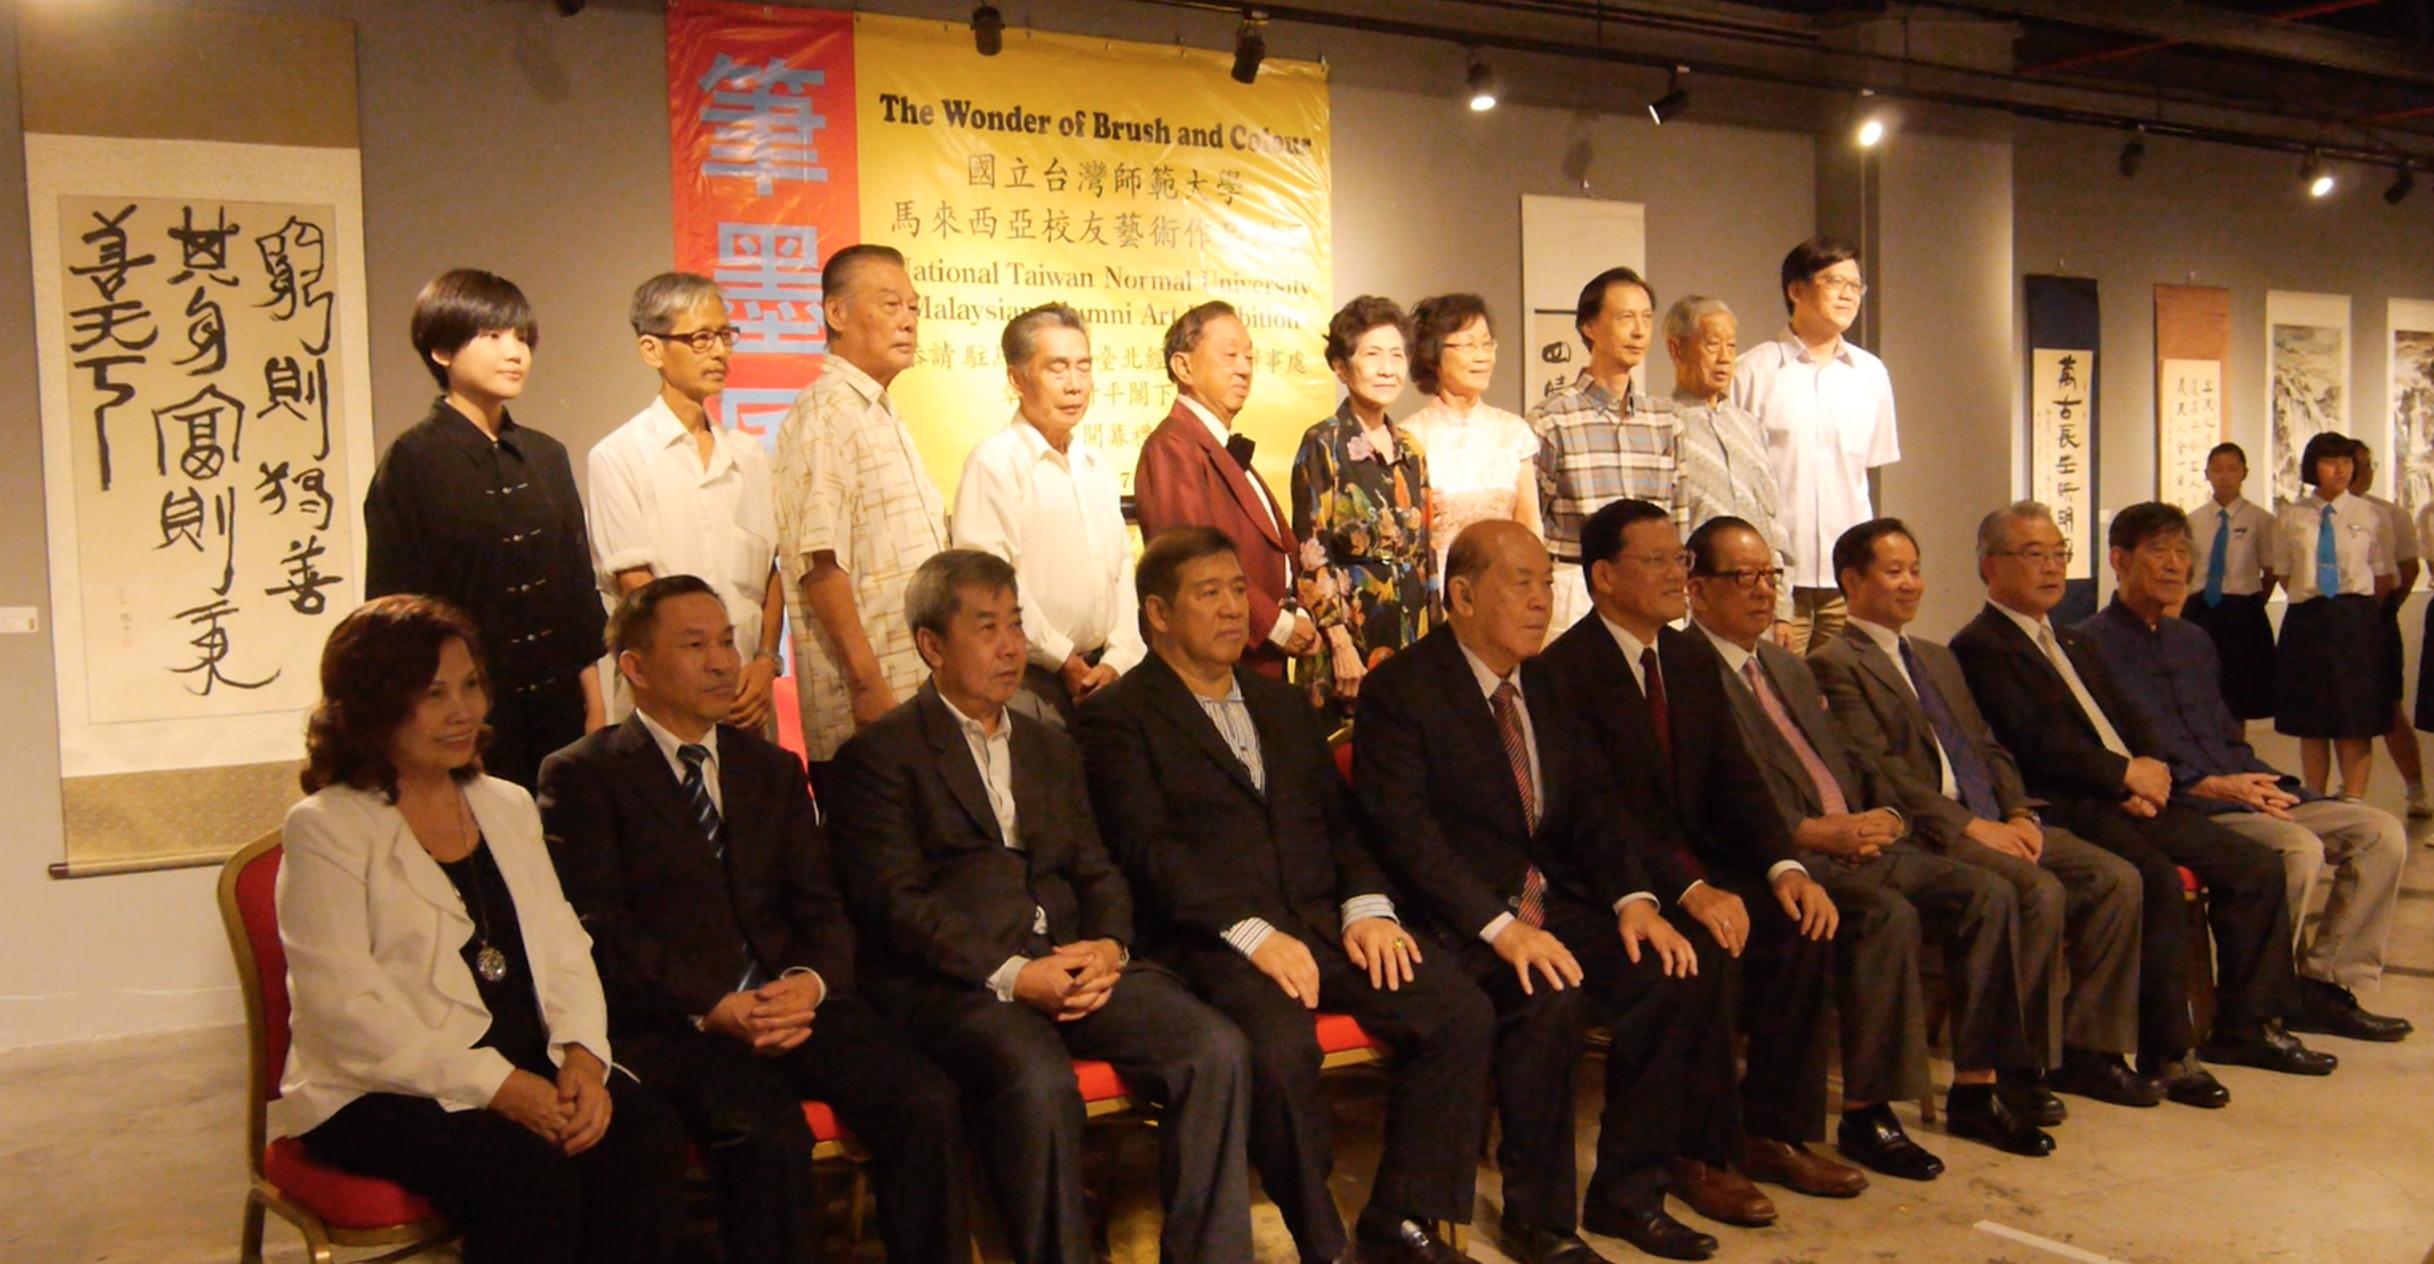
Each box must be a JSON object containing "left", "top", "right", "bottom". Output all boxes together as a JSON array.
[{"left": 588, "top": 272, "right": 786, "bottom": 733}]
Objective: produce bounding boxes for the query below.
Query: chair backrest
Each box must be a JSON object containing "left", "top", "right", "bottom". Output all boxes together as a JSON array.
[
  {"left": 772, "top": 673, "right": 808, "bottom": 774},
  {"left": 216, "top": 829, "right": 288, "bottom": 1175},
  {"left": 1331, "top": 739, "right": 1354, "bottom": 785}
]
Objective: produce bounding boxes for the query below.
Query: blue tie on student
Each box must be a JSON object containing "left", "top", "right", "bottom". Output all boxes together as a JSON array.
[
  {"left": 2316, "top": 504, "right": 2340, "bottom": 599},
  {"left": 2203, "top": 507, "right": 2229, "bottom": 607}
]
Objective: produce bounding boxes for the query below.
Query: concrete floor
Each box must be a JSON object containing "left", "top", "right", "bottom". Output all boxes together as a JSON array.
[{"left": 7, "top": 733, "right": 2434, "bottom": 1264}]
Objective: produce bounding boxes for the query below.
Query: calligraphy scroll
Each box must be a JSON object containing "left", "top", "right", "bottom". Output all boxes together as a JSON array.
[
  {"left": 2389, "top": 300, "right": 2434, "bottom": 540},
  {"left": 2154, "top": 284, "right": 2230, "bottom": 511},
  {"left": 2024, "top": 275, "right": 2099, "bottom": 623},
  {"left": 2265, "top": 291, "right": 2352, "bottom": 511},
  {"left": 667, "top": 3, "right": 1335, "bottom": 498},
  {"left": 1520, "top": 196, "right": 1648, "bottom": 405}
]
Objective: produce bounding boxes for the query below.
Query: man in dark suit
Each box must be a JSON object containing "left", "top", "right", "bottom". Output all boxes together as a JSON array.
[
  {"left": 1540, "top": 500, "right": 1863, "bottom": 1205},
  {"left": 1359, "top": 520, "right": 1734, "bottom": 1264},
  {"left": 539, "top": 575, "right": 968, "bottom": 1263},
  {"left": 829, "top": 549, "right": 1253, "bottom": 1264},
  {"left": 1133, "top": 300, "right": 1314, "bottom": 679},
  {"left": 1949, "top": 500, "right": 2333, "bottom": 1098},
  {"left": 1686, "top": 517, "right": 2052, "bottom": 1168},
  {"left": 1078, "top": 526, "right": 1493, "bottom": 1264},
  {"left": 1808, "top": 519, "right": 2155, "bottom": 1114}
]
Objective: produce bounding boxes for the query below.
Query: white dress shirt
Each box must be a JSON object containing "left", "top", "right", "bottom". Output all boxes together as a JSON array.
[
  {"left": 1599, "top": 614, "right": 1658, "bottom": 696},
  {"left": 1988, "top": 601, "right": 2132, "bottom": 757},
  {"left": 936, "top": 692, "right": 1047, "bottom": 1002},
  {"left": 2189, "top": 496, "right": 2278, "bottom": 597},
  {"left": 2364, "top": 492, "right": 2419, "bottom": 565},
  {"left": 2276, "top": 491, "right": 2393, "bottom": 601},
  {"left": 1730, "top": 328, "right": 1900, "bottom": 590},
  {"left": 587, "top": 396, "right": 777, "bottom": 653},
  {"left": 953, "top": 415, "right": 1147, "bottom": 674},
  {"left": 1178, "top": 396, "right": 1300, "bottom": 653}
]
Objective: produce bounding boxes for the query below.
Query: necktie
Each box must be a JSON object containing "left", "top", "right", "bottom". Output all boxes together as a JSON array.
[
  {"left": 1900, "top": 639, "right": 2002, "bottom": 820},
  {"left": 678, "top": 744, "right": 722, "bottom": 856},
  {"left": 2203, "top": 508, "right": 2230, "bottom": 607},
  {"left": 1491, "top": 680, "right": 1548, "bottom": 927},
  {"left": 1742, "top": 658, "right": 1848, "bottom": 815},
  {"left": 1640, "top": 646, "right": 1671, "bottom": 764},
  {"left": 2316, "top": 503, "right": 2342, "bottom": 598},
  {"left": 2035, "top": 623, "right": 2132, "bottom": 757}
]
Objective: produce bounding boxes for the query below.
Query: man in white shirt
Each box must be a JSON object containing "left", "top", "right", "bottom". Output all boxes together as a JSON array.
[
  {"left": 1730, "top": 238, "right": 1900, "bottom": 656},
  {"left": 588, "top": 273, "right": 785, "bottom": 733},
  {"left": 954, "top": 304, "right": 1147, "bottom": 730}
]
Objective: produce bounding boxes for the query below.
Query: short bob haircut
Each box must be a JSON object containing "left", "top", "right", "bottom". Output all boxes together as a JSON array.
[
  {"left": 1832, "top": 517, "right": 1918, "bottom": 595},
  {"left": 1162, "top": 300, "right": 1242, "bottom": 385},
  {"left": 1574, "top": 266, "right": 1655, "bottom": 349},
  {"left": 1780, "top": 237, "right": 1861, "bottom": 314},
  {"left": 410, "top": 268, "right": 539, "bottom": 389},
  {"left": 1323, "top": 295, "right": 1411, "bottom": 370},
  {"left": 2107, "top": 501, "right": 2191, "bottom": 553},
  {"left": 1136, "top": 525, "right": 1239, "bottom": 610},
  {"left": 301, "top": 595, "right": 489, "bottom": 800},
  {"left": 2299, "top": 430, "right": 2358, "bottom": 490},
  {"left": 1408, "top": 293, "right": 1492, "bottom": 395},
  {"left": 608, "top": 574, "right": 722, "bottom": 659},
  {"left": 904, "top": 548, "right": 1019, "bottom": 641}
]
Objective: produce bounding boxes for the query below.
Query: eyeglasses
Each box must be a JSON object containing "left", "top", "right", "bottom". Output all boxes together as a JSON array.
[
  {"left": 1990, "top": 546, "right": 2074, "bottom": 567},
  {"left": 1810, "top": 277, "right": 1869, "bottom": 299},
  {"left": 1695, "top": 565, "right": 1784, "bottom": 590},
  {"left": 1442, "top": 338, "right": 1497, "bottom": 355},
  {"left": 651, "top": 326, "right": 741, "bottom": 353},
  {"left": 1618, "top": 549, "right": 1693, "bottom": 572}
]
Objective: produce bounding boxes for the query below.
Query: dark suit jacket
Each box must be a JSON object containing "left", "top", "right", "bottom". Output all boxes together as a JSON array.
[
  {"left": 1133, "top": 400, "right": 1298, "bottom": 674},
  {"left": 830, "top": 682, "right": 1132, "bottom": 992},
  {"left": 1076, "top": 651, "right": 1388, "bottom": 956},
  {"left": 538, "top": 715, "right": 855, "bottom": 1036},
  {"left": 1707, "top": 630, "right": 1897, "bottom": 830},
  {"left": 1810, "top": 625, "right": 2038, "bottom": 852},
  {"left": 1352, "top": 625, "right": 1655, "bottom": 939},
  {"left": 1948, "top": 604, "right": 2152, "bottom": 810},
  {"left": 1539, "top": 614, "right": 1795, "bottom": 891}
]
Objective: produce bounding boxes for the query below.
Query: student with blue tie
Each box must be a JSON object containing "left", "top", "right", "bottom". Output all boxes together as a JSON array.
[
  {"left": 2269, "top": 433, "right": 2396, "bottom": 798},
  {"left": 2179, "top": 443, "right": 2279, "bottom": 724}
]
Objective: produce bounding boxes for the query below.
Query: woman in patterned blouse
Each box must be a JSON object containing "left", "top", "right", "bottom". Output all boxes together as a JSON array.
[{"left": 1289, "top": 296, "right": 1434, "bottom": 721}]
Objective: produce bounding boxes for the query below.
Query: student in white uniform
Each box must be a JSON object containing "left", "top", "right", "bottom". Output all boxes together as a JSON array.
[
  {"left": 2181, "top": 443, "right": 2279, "bottom": 724},
  {"left": 2271, "top": 432, "right": 2396, "bottom": 799},
  {"left": 2349, "top": 442, "right": 2429, "bottom": 817}
]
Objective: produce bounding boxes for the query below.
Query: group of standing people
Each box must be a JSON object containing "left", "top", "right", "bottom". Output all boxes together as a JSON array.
[{"left": 269, "top": 233, "right": 2414, "bottom": 1264}]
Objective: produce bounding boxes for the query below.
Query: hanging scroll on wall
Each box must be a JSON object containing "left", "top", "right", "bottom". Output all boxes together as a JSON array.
[
  {"left": 2265, "top": 290, "right": 2352, "bottom": 512},
  {"left": 2154, "top": 284, "right": 2231, "bottom": 512},
  {"left": 2389, "top": 299, "right": 2434, "bottom": 543},
  {"left": 2024, "top": 274, "right": 2099, "bottom": 625}
]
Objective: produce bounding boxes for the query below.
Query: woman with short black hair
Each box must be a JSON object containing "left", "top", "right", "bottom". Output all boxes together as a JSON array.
[{"left": 2273, "top": 431, "right": 2397, "bottom": 796}]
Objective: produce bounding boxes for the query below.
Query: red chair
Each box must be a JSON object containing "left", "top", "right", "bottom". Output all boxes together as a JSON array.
[
  {"left": 2179, "top": 865, "right": 2218, "bottom": 1044},
  {"left": 772, "top": 673, "right": 807, "bottom": 768},
  {"left": 217, "top": 830, "right": 453, "bottom": 1264}
]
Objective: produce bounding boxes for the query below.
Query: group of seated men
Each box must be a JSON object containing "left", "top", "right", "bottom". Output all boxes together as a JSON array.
[{"left": 535, "top": 491, "right": 2411, "bottom": 1264}]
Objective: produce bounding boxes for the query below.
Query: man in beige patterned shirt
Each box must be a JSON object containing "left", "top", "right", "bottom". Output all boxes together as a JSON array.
[{"left": 774, "top": 244, "right": 949, "bottom": 770}]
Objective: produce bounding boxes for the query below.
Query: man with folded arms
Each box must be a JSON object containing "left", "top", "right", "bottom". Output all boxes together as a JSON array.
[
  {"left": 1807, "top": 518, "right": 2154, "bottom": 1114},
  {"left": 541, "top": 575, "right": 968, "bottom": 1262},
  {"left": 1358, "top": 520, "right": 1733, "bottom": 1263},
  {"left": 1687, "top": 516, "right": 2052, "bottom": 1170},
  {"left": 1079, "top": 526, "right": 1494, "bottom": 1264}
]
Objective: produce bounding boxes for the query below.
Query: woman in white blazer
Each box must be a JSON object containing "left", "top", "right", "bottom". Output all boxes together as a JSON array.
[{"left": 278, "top": 595, "right": 686, "bottom": 1264}]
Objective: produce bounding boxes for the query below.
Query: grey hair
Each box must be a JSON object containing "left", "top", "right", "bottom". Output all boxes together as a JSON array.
[
  {"left": 1976, "top": 500, "right": 2055, "bottom": 565},
  {"left": 1001, "top": 303, "right": 1088, "bottom": 372},
  {"left": 904, "top": 548, "right": 1019, "bottom": 639},
  {"left": 1662, "top": 295, "right": 1734, "bottom": 346},
  {"left": 629, "top": 272, "right": 724, "bottom": 336}
]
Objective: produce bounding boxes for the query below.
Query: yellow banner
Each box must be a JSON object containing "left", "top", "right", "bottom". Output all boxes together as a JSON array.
[{"left": 851, "top": 13, "right": 1333, "bottom": 497}]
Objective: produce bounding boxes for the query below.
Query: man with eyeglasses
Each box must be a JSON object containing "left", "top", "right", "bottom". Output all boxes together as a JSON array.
[
  {"left": 1730, "top": 238, "right": 1900, "bottom": 656},
  {"left": 1952, "top": 501, "right": 2332, "bottom": 1108},
  {"left": 1688, "top": 516, "right": 2051, "bottom": 1172},
  {"left": 589, "top": 272, "right": 786, "bottom": 734}
]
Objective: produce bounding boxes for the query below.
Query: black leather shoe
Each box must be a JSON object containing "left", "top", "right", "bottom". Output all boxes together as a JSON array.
[
  {"left": 1578, "top": 1205, "right": 1718, "bottom": 1261},
  {"left": 2137, "top": 1054, "right": 2231, "bottom": 1109},
  {"left": 1944, "top": 1086, "right": 2057, "bottom": 1157},
  {"left": 2049, "top": 1050, "right": 2162, "bottom": 1107},
  {"left": 1355, "top": 1214, "right": 1478, "bottom": 1264},
  {"left": 1835, "top": 1107, "right": 1945, "bottom": 1181},
  {"left": 1497, "top": 1222, "right": 1612, "bottom": 1264},
  {"left": 1997, "top": 1069, "right": 2068, "bottom": 1126},
  {"left": 2288, "top": 979, "right": 2415, "bottom": 1042},
  {"left": 2202, "top": 1021, "right": 2338, "bottom": 1076}
]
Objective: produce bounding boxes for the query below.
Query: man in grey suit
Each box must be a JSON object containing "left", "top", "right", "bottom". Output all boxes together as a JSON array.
[
  {"left": 1686, "top": 516, "right": 2051, "bottom": 1169},
  {"left": 1807, "top": 519, "right": 2157, "bottom": 1117}
]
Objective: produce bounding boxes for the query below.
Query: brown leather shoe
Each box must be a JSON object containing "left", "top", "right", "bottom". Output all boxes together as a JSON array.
[
  {"left": 1667, "top": 1159, "right": 1777, "bottom": 1227},
  {"left": 1741, "top": 1138, "right": 1868, "bottom": 1198}
]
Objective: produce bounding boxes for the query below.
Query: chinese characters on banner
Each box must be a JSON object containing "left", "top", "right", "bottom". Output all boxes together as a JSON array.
[
  {"left": 2158, "top": 359, "right": 2224, "bottom": 512},
  {"left": 2030, "top": 347, "right": 2096, "bottom": 582},
  {"left": 54, "top": 194, "right": 352, "bottom": 725},
  {"left": 666, "top": 2, "right": 1333, "bottom": 497}
]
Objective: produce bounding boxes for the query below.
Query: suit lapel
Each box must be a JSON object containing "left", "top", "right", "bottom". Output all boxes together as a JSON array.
[
  {"left": 1427, "top": 631, "right": 1532, "bottom": 838},
  {"left": 610, "top": 717, "right": 705, "bottom": 852},
  {"left": 1008, "top": 717, "right": 1053, "bottom": 878},
  {"left": 1170, "top": 401, "right": 1288, "bottom": 551},
  {"left": 1141, "top": 655, "right": 1263, "bottom": 801},
  {"left": 918, "top": 687, "right": 1007, "bottom": 846}
]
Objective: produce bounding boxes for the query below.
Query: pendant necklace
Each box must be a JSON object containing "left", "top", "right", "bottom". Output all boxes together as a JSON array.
[{"left": 454, "top": 791, "right": 511, "bottom": 984}]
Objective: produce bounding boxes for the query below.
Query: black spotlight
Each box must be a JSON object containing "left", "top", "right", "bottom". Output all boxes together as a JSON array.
[
  {"left": 1647, "top": 67, "right": 1688, "bottom": 125},
  {"left": 971, "top": 4, "right": 1003, "bottom": 56},
  {"left": 2117, "top": 131, "right": 2146, "bottom": 177},
  {"left": 2387, "top": 164, "right": 2416, "bottom": 205},
  {"left": 1232, "top": 13, "right": 1266, "bottom": 85}
]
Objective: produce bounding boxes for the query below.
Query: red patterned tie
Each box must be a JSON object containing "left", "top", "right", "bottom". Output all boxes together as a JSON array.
[
  {"left": 1641, "top": 647, "right": 1671, "bottom": 764},
  {"left": 1742, "top": 658, "right": 1848, "bottom": 815},
  {"left": 1492, "top": 679, "right": 1548, "bottom": 927}
]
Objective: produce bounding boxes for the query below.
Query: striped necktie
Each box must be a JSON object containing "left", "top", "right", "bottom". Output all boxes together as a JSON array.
[
  {"left": 678, "top": 744, "right": 722, "bottom": 857},
  {"left": 1491, "top": 680, "right": 1549, "bottom": 927}
]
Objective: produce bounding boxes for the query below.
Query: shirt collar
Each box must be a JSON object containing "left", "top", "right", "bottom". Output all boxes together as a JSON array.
[
  {"left": 2097, "top": 594, "right": 2164, "bottom": 637},
  {"left": 1694, "top": 620, "right": 1757, "bottom": 676},
  {"left": 430, "top": 398, "right": 520, "bottom": 452},
  {"left": 1989, "top": 599, "right": 2052, "bottom": 643},
  {"left": 1177, "top": 395, "right": 1232, "bottom": 447},
  {"left": 1776, "top": 325, "right": 1854, "bottom": 367},
  {"left": 936, "top": 687, "right": 1010, "bottom": 742},
  {"left": 632, "top": 705, "right": 718, "bottom": 776},
  {"left": 1846, "top": 615, "right": 1906, "bottom": 659},
  {"left": 1193, "top": 674, "right": 1248, "bottom": 707},
  {"left": 1010, "top": 412, "right": 1092, "bottom": 470},
  {"left": 824, "top": 355, "right": 890, "bottom": 408},
  {"left": 644, "top": 395, "right": 734, "bottom": 473},
  {"left": 1455, "top": 637, "right": 1522, "bottom": 702},
  {"left": 1598, "top": 613, "right": 1656, "bottom": 667}
]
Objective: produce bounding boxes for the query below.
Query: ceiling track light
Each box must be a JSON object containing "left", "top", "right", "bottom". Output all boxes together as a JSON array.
[
  {"left": 1647, "top": 66, "right": 1688, "bottom": 125},
  {"left": 2386, "top": 163, "right": 2415, "bottom": 206},
  {"left": 2118, "top": 128, "right": 2146, "bottom": 177},
  {"left": 970, "top": 4, "right": 1003, "bottom": 57},
  {"left": 1231, "top": 11, "right": 1266, "bottom": 85},
  {"left": 1466, "top": 52, "right": 1498, "bottom": 112},
  {"left": 2302, "top": 150, "right": 2334, "bottom": 199}
]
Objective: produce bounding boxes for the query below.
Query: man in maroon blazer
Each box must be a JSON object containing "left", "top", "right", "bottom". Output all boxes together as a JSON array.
[{"left": 1134, "top": 300, "right": 1315, "bottom": 678}]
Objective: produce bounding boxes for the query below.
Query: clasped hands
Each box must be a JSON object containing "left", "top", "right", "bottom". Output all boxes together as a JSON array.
[
  {"left": 1796, "top": 806, "right": 1903, "bottom": 866},
  {"left": 487, "top": 1043, "right": 613, "bottom": 1156},
  {"left": 1013, "top": 938, "right": 1126, "bottom": 1021}
]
